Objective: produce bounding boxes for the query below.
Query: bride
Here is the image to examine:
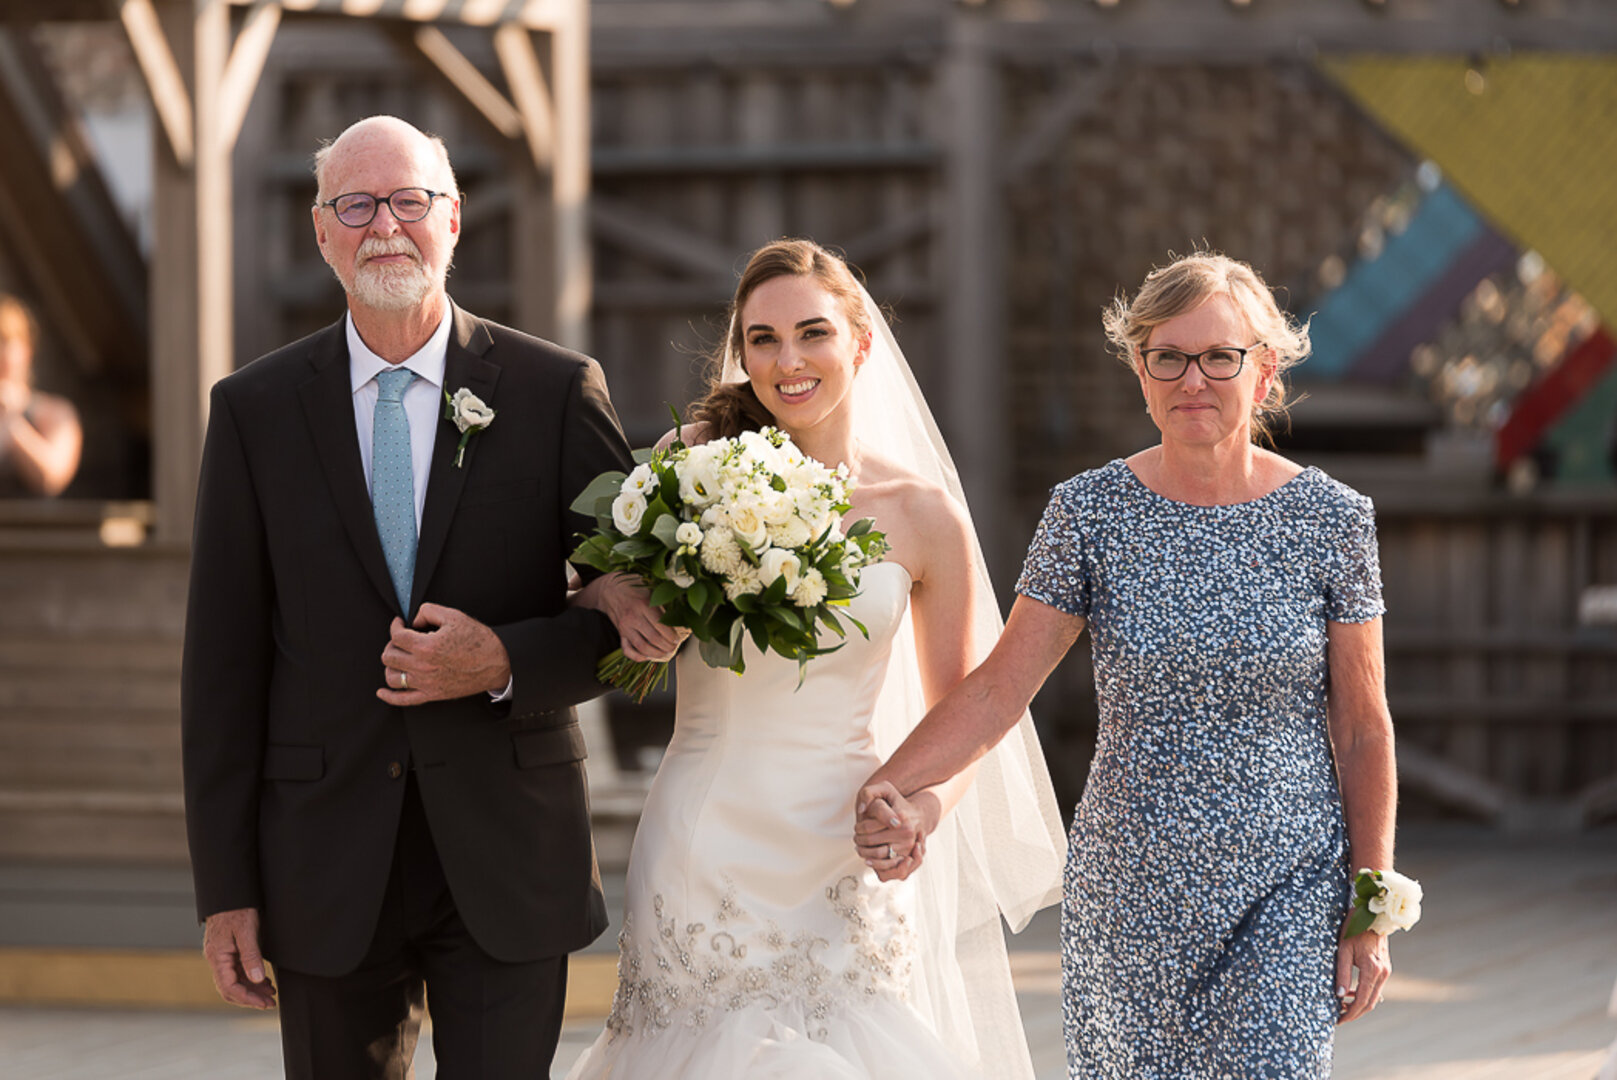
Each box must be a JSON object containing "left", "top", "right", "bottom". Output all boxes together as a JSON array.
[{"left": 568, "top": 239, "right": 1064, "bottom": 1079}]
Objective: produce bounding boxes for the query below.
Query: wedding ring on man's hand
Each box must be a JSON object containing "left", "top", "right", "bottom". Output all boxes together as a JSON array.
[{"left": 399, "top": 671, "right": 408, "bottom": 691}]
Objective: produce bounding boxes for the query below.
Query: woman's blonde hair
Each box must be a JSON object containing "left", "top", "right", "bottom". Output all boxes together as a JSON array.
[{"left": 1102, "top": 251, "right": 1310, "bottom": 444}]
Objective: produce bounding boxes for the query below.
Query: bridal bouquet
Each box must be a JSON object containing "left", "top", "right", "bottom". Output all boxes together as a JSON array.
[{"left": 570, "top": 424, "right": 888, "bottom": 701}]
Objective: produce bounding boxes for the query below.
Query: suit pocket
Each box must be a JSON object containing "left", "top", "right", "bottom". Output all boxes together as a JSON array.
[
  {"left": 262, "top": 743, "right": 324, "bottom": 781},
  {"left": 512, "top": 723, "right": 587, "bottom": 768}
]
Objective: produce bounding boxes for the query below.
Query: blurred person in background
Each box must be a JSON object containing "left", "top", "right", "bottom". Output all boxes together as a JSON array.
[{"left": 0, "top": 294, "right": 81, "bottom": 496}]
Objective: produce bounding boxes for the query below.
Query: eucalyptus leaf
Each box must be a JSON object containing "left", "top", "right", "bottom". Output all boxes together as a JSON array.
[
  {"left": 698, "top": 635, "right": 734, "bottom": 670},
  {"left": 651, "top": 514, "right": 681, "bottom": 550},
  {"left": 613, "top": 538, "right": 663, "bottom": 560},
  {"left": 570, "top": 471, "right": 627, "bottom": 517}
]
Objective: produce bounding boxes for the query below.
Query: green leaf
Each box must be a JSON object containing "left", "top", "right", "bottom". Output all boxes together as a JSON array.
[
  {"left": 761, "top": 577, "right": 789, "bottom": 606},
  {"left": 748, "top": 617, "right": 770, "bottom": 654},
  {"left": 732, "top": 592, "right": 758, "bottom": 613},
  {"left": 845, "top": 613, "right": 870, "bottom": 639},
  {"left": 846, "top": 517, "right": 875, "bottom": 538},
  {"left": 698, "top": 635, "right": 735, "bottom": 670},
  {"left": 767, "top": 605, "right": 804, "bottom": 631},
  {"left": 568, "top": 536, "right": 613, "bottom": 572},
  {"left": 1343, "top": 904, "right": 1377, "bottom": 938},
  {"left": 613, "top": 537, "right": 663, "bottom": 560},
  {"left": 632, "top": 446, "right": 657, "bottom": 465},
  {"left": 649, "top": 581, "right": 683, "bottom": 607},
  {"left": 689, "top": 579, "right": 711, "bottom": 613},
  {"left": 650, "top": 514, "right": 682, "bottom": 550},
  {"left": 570, "top": 471, "right": 627, "bottom": 517},
  {"left": 820, "top": 609, "right": 845, "bottom": 638}
]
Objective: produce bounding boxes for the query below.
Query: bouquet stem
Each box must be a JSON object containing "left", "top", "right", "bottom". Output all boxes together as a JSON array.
[{"left": 597, "top": 648, "right": 671, "bottom": 704}]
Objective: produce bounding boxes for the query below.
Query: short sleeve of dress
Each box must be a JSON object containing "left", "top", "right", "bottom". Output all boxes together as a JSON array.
[
  {"left": 1323, "top": 490, "right": 1386, "bottom": 624},
  {"left": 1015, "top": 478, "right": 1092, "bottom": 619}
]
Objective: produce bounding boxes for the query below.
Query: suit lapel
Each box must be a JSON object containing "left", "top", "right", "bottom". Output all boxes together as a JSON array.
[
  {"left": 411, "top": 305, "right": 500, "bottom": 614},
  {"left": 297, "top": 320, "right": 402, "bottom": 615}
]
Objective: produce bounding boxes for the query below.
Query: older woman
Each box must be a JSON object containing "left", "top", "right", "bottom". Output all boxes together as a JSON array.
[
  {"left": 0, "top": 295, "right": 81, "bottom": 497},
  {"left": 857, "top": 252, "right": 1397, "bottom": 1077}
]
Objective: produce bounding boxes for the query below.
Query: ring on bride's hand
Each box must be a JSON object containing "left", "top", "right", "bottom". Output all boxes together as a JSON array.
[{"left": 886, "top": 844, "right": 894, "bottom": 860}]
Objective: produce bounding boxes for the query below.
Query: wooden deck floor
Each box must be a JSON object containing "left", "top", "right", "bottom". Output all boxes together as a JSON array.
[{"left": 1, "top": 824, "right": 1612, "bottom": 1078}]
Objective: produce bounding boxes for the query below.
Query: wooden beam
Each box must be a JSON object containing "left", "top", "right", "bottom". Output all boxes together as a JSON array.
[
  {"left": 119, "top": 0, "right": 194, "bottom": 167},
  {"left": 590, "top": 195, "right": 738, "bottom": 279},
  {"left": 411, "top": 25, "right": 523, "bottom": 140},
  {"left": 1001, "top": 66, "right": 1111, "bottom": 189},
  {"left": 492, "top": 21, "right": 554, "bottom": 172},
  {"left": 218, "top": 0, "right": 281, "bottom": 153},
  {"left": 232, "top": 0, "right": 568, "bottom": 29},
  {"left": 1396, "top": 742, "right": 1509, "bottom": 825},
  {"left": 840, "top": 206, "right": 936, "bottom": 270},
  {"left": 1576, "top": 774, "right": 1617, "bottom": 826}
]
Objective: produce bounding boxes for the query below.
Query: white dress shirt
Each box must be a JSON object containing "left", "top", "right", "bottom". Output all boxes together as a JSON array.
[{"left": 345, "top": 306, "right": 513, "bottom": 701}]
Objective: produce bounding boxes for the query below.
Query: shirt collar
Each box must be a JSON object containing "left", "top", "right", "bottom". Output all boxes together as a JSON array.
[{"left": 347, "top": 303, "right": 453, "bottom": 394}]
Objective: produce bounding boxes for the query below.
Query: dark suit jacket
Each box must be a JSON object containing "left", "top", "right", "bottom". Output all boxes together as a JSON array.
[{"left": 181, "top": 304, "right": 630, "bottom": 976}]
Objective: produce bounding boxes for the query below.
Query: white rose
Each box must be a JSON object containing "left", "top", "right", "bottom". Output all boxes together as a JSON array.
[
  {"left": 1366, "top": 870, "right": 1423, "bottom": 935},
  {"left": 449, "top": 387, "right": 495, "bottom": 432},
  {"left": 668, "top": 566, "right": 695, "bottom": 588},
  {"left": 758, "top": 548, "right": 802, "bottom": 593},
  {"left": 675, "top": 522, "right": 704, "bottom": 548},
  {"left": 727, "top": 501, "right": 769, "bottom": 551},
  {"left": 612, "top": 490, "right": 647, "bottom": 535},
  {"left": 759, "top": 488, "right": 795, "bottom": 527},
  {"left": 790, "top": 567, "right": 827, "bottom": 608},
  {"left": 767, "top": 514, "right": 813, "bottom": 550}
]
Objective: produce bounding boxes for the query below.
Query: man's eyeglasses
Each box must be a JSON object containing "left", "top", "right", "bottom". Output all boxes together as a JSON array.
[
  {"left": 1139, "top": 344, "right": 1262, "bottom": 381},
  {"left": 319, "top": 188, "right": 450, "bottom": 228}
]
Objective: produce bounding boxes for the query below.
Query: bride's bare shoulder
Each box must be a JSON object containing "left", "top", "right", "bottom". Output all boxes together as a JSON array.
[{"left": 655, "top": 422, "right": 713, "bottom": 451}]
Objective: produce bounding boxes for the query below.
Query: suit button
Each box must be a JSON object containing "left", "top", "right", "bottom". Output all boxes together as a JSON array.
[{"left": 387, "top": 762, "right": 403, "bottom": 779}]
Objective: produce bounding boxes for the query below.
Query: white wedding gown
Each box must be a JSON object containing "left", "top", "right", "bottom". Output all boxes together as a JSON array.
[{"left": 567, "top": 562, "right": 977, "bottom": 1079}]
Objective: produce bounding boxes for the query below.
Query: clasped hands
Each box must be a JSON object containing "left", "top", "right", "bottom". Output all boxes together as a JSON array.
[{"left": 854, "top": 780, "right": 937, "bottom": 882}]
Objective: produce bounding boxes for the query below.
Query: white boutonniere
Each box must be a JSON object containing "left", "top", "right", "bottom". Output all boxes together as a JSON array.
[
  {"left": 444, "top": 388, "right": 495, "bottom": 468},
  {"left": 1345, "top": 867, "right": 1423, "bottom": 937}
]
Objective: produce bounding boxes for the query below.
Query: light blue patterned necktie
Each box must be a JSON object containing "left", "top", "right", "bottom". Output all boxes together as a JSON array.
[{"left": 372, "top": 366, "right": 418, "bottom": 614}]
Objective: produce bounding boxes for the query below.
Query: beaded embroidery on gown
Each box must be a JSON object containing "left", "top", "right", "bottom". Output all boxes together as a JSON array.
[{"left": 566, "top": 561, "right": 976, "bottom": 1079}]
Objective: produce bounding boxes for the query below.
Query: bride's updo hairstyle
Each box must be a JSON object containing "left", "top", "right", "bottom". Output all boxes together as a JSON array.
[
  {"left": 692, "top": 238, "right": 874, "bottom": 440},
  {"left": 1102, "top": 251, "right": 1311, "bottom": 445}
]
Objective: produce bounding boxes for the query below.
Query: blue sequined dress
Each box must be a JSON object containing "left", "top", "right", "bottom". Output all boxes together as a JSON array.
[{"left": 1016, "top": 460, "right": 1385, "bottom": 1079}]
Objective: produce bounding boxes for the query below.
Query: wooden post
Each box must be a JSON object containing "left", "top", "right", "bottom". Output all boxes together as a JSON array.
[
  {"left": 940, "top": 12, "right": 1009, "bottom": 583},
  {"left": 146, "top": 0, "right": 233, "bottom": 546},
  {"left": 551, "top": 1, "right": 591, "bottom": 352}
]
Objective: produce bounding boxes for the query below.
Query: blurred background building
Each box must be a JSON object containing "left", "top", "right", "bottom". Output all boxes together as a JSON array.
[{"left": 0, "top": 0, "right": 1613, "bottom": 995}]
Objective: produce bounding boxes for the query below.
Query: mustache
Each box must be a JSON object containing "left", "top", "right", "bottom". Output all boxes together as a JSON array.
[{"left": 356, "top": 237, "right": 422, "bottom": 266}]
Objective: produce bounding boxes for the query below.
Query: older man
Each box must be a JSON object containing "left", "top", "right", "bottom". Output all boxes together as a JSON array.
[{"left": 182, "top": 115, "right": 674, "bottom": 1078}]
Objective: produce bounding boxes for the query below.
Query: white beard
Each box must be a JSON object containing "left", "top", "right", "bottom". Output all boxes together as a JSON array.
[{"left": 336, "top": 238, "right": 448, "bottom": 311}]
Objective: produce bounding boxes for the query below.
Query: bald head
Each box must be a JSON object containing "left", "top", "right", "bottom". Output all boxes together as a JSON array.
[{"left": 313, "top": 116, "right": 457, "bottom": 206}]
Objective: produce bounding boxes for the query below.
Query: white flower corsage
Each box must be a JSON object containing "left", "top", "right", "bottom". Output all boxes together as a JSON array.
[
  {"left": 444, "top": 388, "right": 495, "bottom": 468},
  {"left": 1346, "top": 867, "right": 1422, "bottom": 937}
]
